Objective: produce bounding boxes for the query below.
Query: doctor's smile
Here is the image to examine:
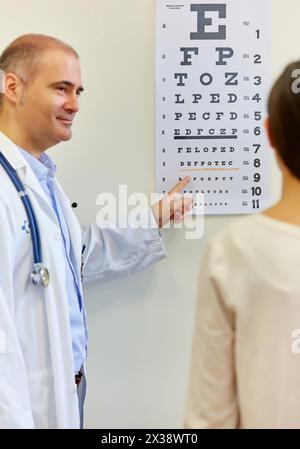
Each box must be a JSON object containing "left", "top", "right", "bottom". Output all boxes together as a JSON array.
[{"left": 56, "top": 117, "right": 74, "bottom": 127}]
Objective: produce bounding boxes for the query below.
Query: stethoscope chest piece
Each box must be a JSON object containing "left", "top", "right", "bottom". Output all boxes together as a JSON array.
[{"left": 31, "top": 263, "right": 50, "bottom": 287}]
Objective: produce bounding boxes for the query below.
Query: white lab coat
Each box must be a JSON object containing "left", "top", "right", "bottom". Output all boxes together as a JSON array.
[{"left": 0, "top": 131, "right": 166, "bottom": 429}]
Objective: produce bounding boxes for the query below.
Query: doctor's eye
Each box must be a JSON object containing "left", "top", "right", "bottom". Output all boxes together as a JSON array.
[{"left": 56, "top": 86, "right": 67, "bottom": 93}]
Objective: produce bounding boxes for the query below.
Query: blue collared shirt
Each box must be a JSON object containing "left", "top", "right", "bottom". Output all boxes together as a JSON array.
[{"left": 19, "top": 148, "right": 86, "bottom": 373}]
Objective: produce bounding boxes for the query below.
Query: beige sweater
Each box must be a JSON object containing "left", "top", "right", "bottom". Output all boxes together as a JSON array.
[{"left": 185, "top": 214, "right": 300, "bottom": 429}]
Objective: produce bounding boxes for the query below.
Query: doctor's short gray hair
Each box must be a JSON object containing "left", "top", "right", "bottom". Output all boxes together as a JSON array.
[{"left": 0, "top": 33, "right": 78, "bottom": 107}]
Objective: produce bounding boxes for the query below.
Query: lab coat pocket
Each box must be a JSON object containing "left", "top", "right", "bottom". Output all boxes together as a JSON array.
[{"left": 28, "top": 370, "right": 56, "bottom": 429}]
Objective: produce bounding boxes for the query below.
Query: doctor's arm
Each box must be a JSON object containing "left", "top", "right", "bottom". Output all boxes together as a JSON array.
[
  {"left": 81, "top": 177, "right": 193, "bottom": 286},
  {"left": 184, "top": 242, "right": 238, "bottom": 429},
  {"left": 81, "top": 218, "right": 165, "bottom": 286}
]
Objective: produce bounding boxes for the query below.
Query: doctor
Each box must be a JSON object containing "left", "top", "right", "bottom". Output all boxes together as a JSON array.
[{"left": 0, "top": 34, "right": 192, "bottom": 429}]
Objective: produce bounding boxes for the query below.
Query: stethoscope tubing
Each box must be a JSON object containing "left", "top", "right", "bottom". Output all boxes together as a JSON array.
[{"left": 0, "top": 152, "right": 42, "bottom": 264}]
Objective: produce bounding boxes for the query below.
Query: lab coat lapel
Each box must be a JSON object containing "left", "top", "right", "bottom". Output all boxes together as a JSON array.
[
  {"left": 0, "top": 131, "right": 59, "bottom": 228},
  {"left": 54, "top": 180, "right": 82, "bottom": 284}
]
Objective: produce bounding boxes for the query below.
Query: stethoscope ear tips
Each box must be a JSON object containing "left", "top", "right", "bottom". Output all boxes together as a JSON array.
[{"left": 71, "top": 202, "right": 78, "bottom": 208}]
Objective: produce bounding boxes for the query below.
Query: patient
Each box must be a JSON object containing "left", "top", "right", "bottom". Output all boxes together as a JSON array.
[{"left": 185, "top": 61, "right": 300, "bottom": 429}]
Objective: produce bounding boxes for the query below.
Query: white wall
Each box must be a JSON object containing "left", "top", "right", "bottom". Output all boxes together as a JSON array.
[{"left": 0, "top": 0, "right": 299, "bottom": 428}]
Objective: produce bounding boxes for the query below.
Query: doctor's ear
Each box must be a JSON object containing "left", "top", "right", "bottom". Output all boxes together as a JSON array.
[
  {"left": 264, "top": 117, "right": 275, "bottom": 148},
  {"left": 2, "top": 72, "right": 26, "bottom": 106}
]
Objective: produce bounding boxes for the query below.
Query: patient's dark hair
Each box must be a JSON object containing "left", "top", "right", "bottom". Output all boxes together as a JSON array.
[{"left": 268, "top": 61, "right": 300, "bottom": 179}]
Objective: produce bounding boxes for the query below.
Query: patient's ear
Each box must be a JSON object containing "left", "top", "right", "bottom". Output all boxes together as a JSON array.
[
  {"left": 264, "top": 117, "right": 275, "bottom": 148},
  {"left": 264, "top": 117, "right": 285, "bottom": 171}
]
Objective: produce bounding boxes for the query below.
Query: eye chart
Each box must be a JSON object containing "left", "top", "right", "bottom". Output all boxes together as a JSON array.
[{"left": 156, "top": 0, "right": 272, "bottom": 214}]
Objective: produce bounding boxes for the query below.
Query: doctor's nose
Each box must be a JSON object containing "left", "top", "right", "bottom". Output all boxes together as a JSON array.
[{"left": 64, "top": 94, "right": 80, "bottom": 114}]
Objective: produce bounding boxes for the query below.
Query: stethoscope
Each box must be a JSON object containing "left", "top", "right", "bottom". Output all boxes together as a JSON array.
[{"left": 0, "top": 152, "right": 50, "bottom": 287}]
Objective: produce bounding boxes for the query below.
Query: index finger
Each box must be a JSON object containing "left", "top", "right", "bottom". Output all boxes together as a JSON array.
[{"left": 168, "top": 176, "right": 191, "bottom": 195}]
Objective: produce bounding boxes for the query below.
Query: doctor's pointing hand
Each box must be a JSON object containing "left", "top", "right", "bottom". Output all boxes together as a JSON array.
[{"left": 0, "top": 33, "right": 192, "bottom": 429}]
